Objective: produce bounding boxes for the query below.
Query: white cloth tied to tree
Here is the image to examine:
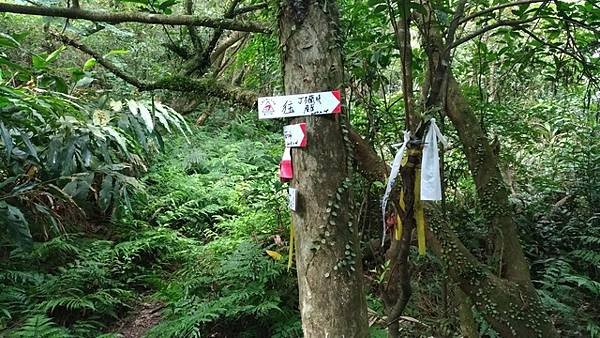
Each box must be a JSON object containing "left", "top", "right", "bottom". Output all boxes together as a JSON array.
[
  {"left": 381, "top": 130, "right": 411, "bottom": 246},
  {"left": 420, "top": 118, "right": 447, "bottom": 201}
]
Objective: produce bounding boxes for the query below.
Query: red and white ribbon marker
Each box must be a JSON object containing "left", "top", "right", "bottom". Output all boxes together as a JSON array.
[
  {"left": 284, "top": 123, "right": 307, "bottom": 148},
  {"left": 279, "top": 147, "right": 293, "bottom": 182},
  {"left": 258, "top": 90, "right": 342, "bottom": 119}
]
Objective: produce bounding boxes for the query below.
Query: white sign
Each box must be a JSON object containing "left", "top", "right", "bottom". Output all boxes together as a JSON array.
[
  {"left": 288, "top": 187, "right": 298, "bottom": 211},
  {"left": 258, "top": 90, "right": 342, "bottom": 119},
  {"left": 283, "top": 123, "right": 307, "bottom": 148}
]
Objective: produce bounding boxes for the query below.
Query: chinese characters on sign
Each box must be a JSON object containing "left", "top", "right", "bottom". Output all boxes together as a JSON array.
[
  {"left": 258, "top": 90, "right": 342, "bottom": 119},
  {"left": 258, "top": 89, "right": 343, "bottom": 214}
]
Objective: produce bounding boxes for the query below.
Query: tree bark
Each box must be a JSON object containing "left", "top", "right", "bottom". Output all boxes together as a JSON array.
[
  {"left": 382, "top": 3, "right": 419, "bottom": 335},
  {"left": 278, "top": 1, "right": 369, "bottom": 336},
  {"left": 455, "top": 287, "right": 479, "bottom": 338}
]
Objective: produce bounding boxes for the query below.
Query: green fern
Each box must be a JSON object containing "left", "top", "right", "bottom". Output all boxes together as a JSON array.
[
  {"left": 146, "top": 243, "right": 298, "bottom": 338},
  {"left": 7, "top": 314, "right": 72, "bottom": 338}
]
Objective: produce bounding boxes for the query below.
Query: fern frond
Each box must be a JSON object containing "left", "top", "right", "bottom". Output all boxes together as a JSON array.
[{"left": 7, "top": 314, "right": 72, "bottom": 338}]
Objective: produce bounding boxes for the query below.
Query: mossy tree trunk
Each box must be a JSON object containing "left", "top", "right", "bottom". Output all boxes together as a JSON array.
[
  {"left": 415, "top": 2, "right": 560, "bottom": 336},
  {"left": 455, "top": 286, "right": 480, "bottom": 338},
  {"left": 278, "top": 0, "right": 369, "bottom": 337}
]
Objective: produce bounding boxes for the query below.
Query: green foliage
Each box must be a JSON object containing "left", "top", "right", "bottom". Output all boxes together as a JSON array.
[
  {"left": 147, "top": 242, "right": 299, "bottom": 338},
  {"left": 132, "top": 116, "right": 285, "bottom": 242},
  {"left": 1, "top": 102, "right": 299, "bottom": 336},
  {"left": 0, "top": 32, "right": 189, "bottom": 248},
  {"left": 6, "top": 314, "right": 72, "bottom": 338},
  {"left": 1, "top": 0, "right": 598, "bottom": 336},
  {"left": 0, "top": 236, "right": 133, "bottom": 336}
]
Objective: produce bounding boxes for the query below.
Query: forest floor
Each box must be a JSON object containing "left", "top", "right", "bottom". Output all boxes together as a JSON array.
[{"left": 112, "top": 300, "right": 164, "bottom": 338}]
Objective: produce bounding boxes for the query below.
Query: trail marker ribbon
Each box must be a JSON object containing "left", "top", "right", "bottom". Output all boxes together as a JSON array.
[
  {"left": 420, "top": 118, "right": 447, "bottom": 201},
  {"left": 279, "top": 147, "right": 293, "bottom": 181},
  {"left": 381, "top": 131, "right": 411, "bottom": 246}
]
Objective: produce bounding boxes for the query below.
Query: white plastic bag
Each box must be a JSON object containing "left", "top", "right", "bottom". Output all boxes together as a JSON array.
[{"left": 420, "top": 118, "right": 447, "bottom": 201}]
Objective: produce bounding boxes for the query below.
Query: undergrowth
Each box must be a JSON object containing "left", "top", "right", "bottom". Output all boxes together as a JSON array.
[{"left": 1, "top": 113, "right": 301, "bottom": 337}]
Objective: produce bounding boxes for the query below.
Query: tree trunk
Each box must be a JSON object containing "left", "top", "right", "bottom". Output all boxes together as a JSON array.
[
  {"left": 455, "top": 287, "right": 479, "bottom": 338},
  {"left": 278, "top": 1, "right": 369, "bottom": 337},
  {"left": 407, "top": 3, "right": 560, "bottom": 334}
]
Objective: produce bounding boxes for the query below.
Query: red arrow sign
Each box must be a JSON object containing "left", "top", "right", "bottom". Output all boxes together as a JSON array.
[
  {"left": 283, "top": 123, "right": 307, "bottom": 148},
  {"left": 258, "top": 90, "right": 341, "bottom": 119}
]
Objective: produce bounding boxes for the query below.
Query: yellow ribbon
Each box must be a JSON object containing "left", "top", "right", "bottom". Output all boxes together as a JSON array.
[
  {"left": 415, "top": 169, "right": 426, "bottom": 256},
  {"left": 394, "top": 214, "right": 402, "bottom": 240},
  {"left": 389, "top": 148, "right": 426, "bottom": 255},
  {"left": 288, "top": 220, "right": 295, "bottom": 271},
  {"left": 394, "top": 189, "right": 406, "bottom": 241}
]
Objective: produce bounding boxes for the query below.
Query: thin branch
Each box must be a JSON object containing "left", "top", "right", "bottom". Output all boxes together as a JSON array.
[
  {"left": 210, "top": 31, "right": 248, "bottom": 63},
  {"left": 215, "top": 33, "right": 249, "bottom": 77},
  {"left": 208, "top": 0, "right": 242, "bottom": 54},
  {"left": 450, "top": 17, "right": 537, "bottom": 49},
  {"left": 0, "top": 3, "right": 271, "bottom": 33},
  {"left": 446, "top": 0, "right": 468, "bottom": 49},
  {"left": 51, "top": 32, "right": 258, "bottom": 106},
  {"left": 516, "top": 26, "right": 599, "bottom": 82},
  {"left": 184, "top": 0, "right": 201, "bottom": 49},
  {"left": 51, "top": 31, "right": 145, "bottom": 87},
  {"left": 232, "top": 2, "right": 268, "bottom": 16},
  {"left": 460, "top": 0, "right": 546, "bottom": 24},
  {"left": 181, "top": 0, "right": 241, "bottom": 76}
]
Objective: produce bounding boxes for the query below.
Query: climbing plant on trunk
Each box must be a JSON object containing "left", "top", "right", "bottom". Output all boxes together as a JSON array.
[{"left": 278, "top": 0, "right": 369, "bottom": 336}]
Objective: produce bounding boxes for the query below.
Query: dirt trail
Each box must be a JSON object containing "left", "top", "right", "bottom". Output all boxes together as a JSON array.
[{"left": 112, "top": 301, "right": 164, "bottom": 338}]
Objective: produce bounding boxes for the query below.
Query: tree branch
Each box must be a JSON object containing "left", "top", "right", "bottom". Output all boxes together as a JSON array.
[
  {"left": 184, "top": 0, "right": 201, "bottom": 49},
  {"left": 181, "top": 0, "right": 241, "bottom": 76},
  {"left": 459, "top": 0, "right": 545, "bottom": 24},
  {"left": 210, "top": 31, "right": 248, "bottom": 64},
  {"left": 51, "top": 32, "right": 258, "bottom": 106},
  {"left": 516, "top": 26, "right": 599, "bottom": 83},
  {"left": 52, "top": 31, "right": 146, "bottom": 88},
  {"left": 446, "top": 0, "right": 468, "bottom": 49},
  {"left": 450, "top": 17, "right": 537, "bottom": 49},
  {"left": 0, "top": 3, "right": 271, "bottom": 33},
  {"left": 232, "top": 2, "right": 268, "bottom": 16}
]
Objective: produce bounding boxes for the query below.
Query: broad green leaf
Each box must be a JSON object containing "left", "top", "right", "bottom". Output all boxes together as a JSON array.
[
  {"left": 99, "top": 175, "right": 114, "bottom": 211},
  {"left": 127, "top": 99, "right": 138, "bottom": 116},
  {"left": 104, "top": 49, "right": 129, "bottom": 57},
  {"left": 0, "top": 121, "right": 13, "bottom": 157},
  {"left": 83, "top": 58, "right": 97, "bottom": 71},
  {"left": 128, "top": 114, "right": 147, "bottom": 151},
  {"left": 75, "top": 76, "right": 95, "bottom": 88},
  {"left": 31, "top": 54, "right": 47, "bottom": 70},
  {"left": 138, "top": 102, "right": 154, "bottom": 132},
  {"left": 103, "top": 126, "right": 128, "bottom": 153},
  {"left": 0, "top": 33, "right": 20, "bottom": 48},
  {"left": 45, "top": 46, "right": 66, "bottom": 63},
  {"left": 153, "top": 102, "right": 172, "bottom": 132},
  {"left": 20, "top": 132, "right": 39, "bottom": 161},
  {"left": 0, "top": 201, "right": 32, "bottom": 250}
]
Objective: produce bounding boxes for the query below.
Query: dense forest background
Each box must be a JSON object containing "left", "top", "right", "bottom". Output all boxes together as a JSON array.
[{"left": 0, "top": 0, "right": 598, "bottom": 337}]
